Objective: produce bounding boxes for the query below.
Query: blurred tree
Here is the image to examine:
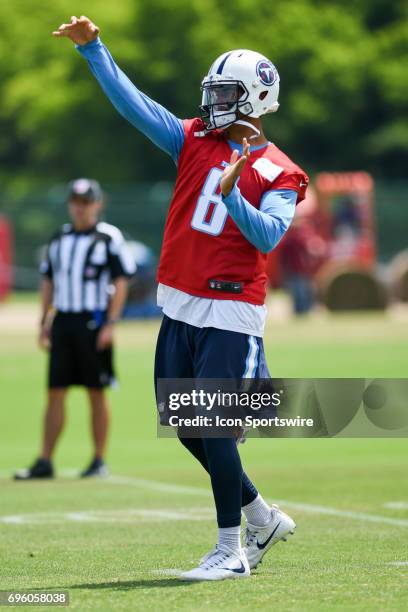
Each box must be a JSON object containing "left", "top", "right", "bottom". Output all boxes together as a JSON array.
[{"left": 0, "top": 0, "right": 407, "bottom": 192}]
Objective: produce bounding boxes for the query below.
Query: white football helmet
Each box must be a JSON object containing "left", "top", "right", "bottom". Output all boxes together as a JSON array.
[{"left": 200, "top": 49, "right": 280, "bottom": 132}]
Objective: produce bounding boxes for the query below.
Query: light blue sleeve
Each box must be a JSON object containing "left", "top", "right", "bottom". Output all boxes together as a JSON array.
[
  {"left": 221, "top": 187, "right": 297, "bottom": 253},
  {"left": 76, "top": 38, "right": 185, "bottom": 163}
]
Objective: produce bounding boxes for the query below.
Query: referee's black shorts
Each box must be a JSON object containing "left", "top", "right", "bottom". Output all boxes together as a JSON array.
[{"left": 48, "top": 312, "right": 115, "bottom": 389}]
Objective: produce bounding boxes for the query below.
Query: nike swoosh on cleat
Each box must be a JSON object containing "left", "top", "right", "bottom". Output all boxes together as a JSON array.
[
  {"left": 220, "top": 561, "right": 247, "bottom": 574},
  {"left": 256, "top": 521, "right": 281, "bottom": 549}
]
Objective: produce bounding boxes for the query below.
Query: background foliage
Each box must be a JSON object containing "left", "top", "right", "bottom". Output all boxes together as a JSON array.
[{"left": 0, "top": 0, "right": 407, "bottom": 191}]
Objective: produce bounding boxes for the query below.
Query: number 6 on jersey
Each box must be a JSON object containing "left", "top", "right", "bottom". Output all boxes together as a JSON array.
[{"left": 191, "top": 167, "right": 229, "bottom": 236}]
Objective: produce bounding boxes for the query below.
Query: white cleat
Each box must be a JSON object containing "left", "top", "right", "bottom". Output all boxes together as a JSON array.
[
  {"left": 244, "top": 504, "right": 296, "bottom": 569},
  {"left": 180, "top": 545, "right": 250, "bottom": 582}
]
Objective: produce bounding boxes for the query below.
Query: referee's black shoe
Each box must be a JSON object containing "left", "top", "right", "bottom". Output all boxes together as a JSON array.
[
  {"left": 80, "top": 457, "right": 109, "bottom": 478},
  {"left": 14, "top": 458, "right": 54, "bottom": 480}
]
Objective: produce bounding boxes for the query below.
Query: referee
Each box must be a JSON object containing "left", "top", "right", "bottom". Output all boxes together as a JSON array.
[{"left": 14, "top": 178, "right": 135, "bottom": 479}]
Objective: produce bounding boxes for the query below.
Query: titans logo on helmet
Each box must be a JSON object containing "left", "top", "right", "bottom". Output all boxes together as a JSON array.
[{"left": 256, "top": 60, "right": 278, "bottom": 86}]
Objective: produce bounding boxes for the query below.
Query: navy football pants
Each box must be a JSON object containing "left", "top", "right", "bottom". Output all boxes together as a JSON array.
[{"left": 154, "top": 315, "right": 270, "bottom": 528}]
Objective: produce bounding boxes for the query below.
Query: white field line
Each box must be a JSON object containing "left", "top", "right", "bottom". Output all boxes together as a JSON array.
[
  {"left": 100, "top": 474, "right": 408, "bottom": 528},
  {"left": 386, "top": 561, "right": 408, "bottom": 567},
  {"left": 103, "top": 474, "right": 211, "bottom": 497},
  {"left": 2, "top": 469, "right": 207, "bottom": 496},
  {"left": 0, "top": 508, "right": 214, "bottom": 525},
  {"left": 272, "top": 500, "right": 408, "bottom": 528},
  {"left": 383, "top": 502, "right": 408, "bottom": 510},
  {"left": 5, "top": 470, "right": 408, "bottom": 528}
]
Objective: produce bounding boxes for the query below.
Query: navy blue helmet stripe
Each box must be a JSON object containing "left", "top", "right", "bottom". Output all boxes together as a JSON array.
[{"left": 216, "top": 52, "right": 233, "bottom": 75}]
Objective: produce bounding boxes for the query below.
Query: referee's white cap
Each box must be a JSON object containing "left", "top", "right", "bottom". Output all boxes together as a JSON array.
[{"left": 68, "top": 178, "right": 103, "bottom": 202}]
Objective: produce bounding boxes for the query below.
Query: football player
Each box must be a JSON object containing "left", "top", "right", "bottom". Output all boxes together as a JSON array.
[{"left": 53, "top": 16, "right": 308, "bottom": 581}]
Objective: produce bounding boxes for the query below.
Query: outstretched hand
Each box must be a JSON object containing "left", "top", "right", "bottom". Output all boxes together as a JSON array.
[
  {"left": 220, "top": 138, "right": 250, "bottom": 197},
  {"left": 52, "top": 15, "right": 100, "bottom": 46}
]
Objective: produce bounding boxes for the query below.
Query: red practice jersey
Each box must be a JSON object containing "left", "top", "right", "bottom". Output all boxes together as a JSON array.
[{"left": 157, "top": 118, "right": 309, "bottom": 306}]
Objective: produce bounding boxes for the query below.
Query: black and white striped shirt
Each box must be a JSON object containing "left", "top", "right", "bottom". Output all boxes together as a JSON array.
[{"left": 40, "top": 222, "right": 135, "bottom": 313}]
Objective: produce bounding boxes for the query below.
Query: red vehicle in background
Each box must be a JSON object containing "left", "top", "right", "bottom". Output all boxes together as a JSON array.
[
  {"left": 0, "top": 217, "right": 13, "bottom": 301},
  {"left": 267, "top": 172, "right": 386, "bottom": 311}
]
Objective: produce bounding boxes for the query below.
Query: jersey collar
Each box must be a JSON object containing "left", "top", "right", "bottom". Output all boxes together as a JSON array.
[{"left": 227, "top": 139, "right": 270, "bottom": 154}]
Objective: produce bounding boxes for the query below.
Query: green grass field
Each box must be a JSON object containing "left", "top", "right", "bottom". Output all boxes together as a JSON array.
[{"left": 1, "top": 303, "right": 408, "bottom": 611}]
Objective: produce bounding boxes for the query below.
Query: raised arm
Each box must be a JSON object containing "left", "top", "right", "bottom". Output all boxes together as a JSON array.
[{"left": 53, "top": 16, "right": 184, "bottom": 162}]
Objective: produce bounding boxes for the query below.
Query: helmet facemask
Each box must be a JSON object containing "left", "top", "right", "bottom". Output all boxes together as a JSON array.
[{"left": 199, "top": 80, "right": 251, "bottom": 131}]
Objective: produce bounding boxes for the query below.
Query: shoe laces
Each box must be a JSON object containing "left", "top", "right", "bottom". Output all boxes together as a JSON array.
[
  {"left": 200, "top": 546, "right": 218, "bottom": 565},
  {"left": 244, "top": 505, "right": 279, "bottom": 546},
  {"left": 200, "top": 545, "right": 233, "bottom": 570},
  {"left": 244, "top": 526, "right": 258, "bottom": 547}
]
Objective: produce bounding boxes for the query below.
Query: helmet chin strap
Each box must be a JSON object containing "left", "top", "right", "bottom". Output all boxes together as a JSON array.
[
  {"left": 194, "top": 116, "right": 262, "bottom": 139},
  {"left": 234, "top": 119, "right": 261, "bottom": 139}
]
